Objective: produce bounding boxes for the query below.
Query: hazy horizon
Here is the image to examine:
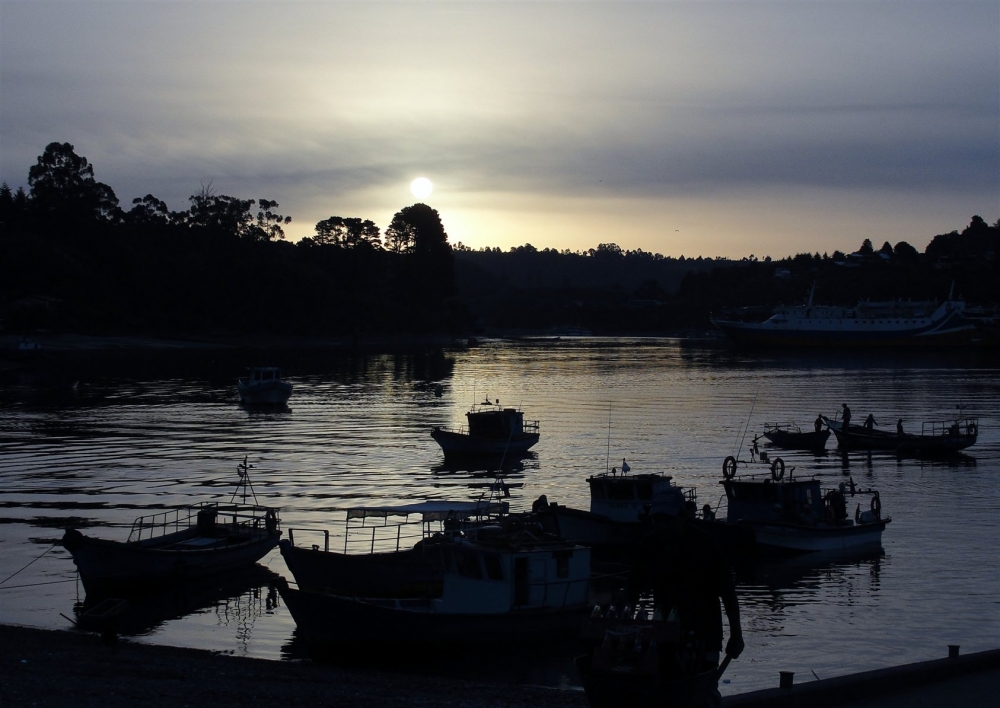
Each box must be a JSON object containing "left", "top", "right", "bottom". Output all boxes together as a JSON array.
[{"left": 2, "top": 1, "right": 997, "bottom": 259}]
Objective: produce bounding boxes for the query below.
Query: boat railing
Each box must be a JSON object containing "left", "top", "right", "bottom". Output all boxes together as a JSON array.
[
  {"left": 763, "top": 421, "right": 800, "bottom": 433},
  {"left": 529, "top": 574, "right": 591, "bottom": 610},
  {"left": 921, "top": 417, "right": 979, "bottom": 437},
  {"left": 127, "top": 502, "right": 275, "bottom": 543}
]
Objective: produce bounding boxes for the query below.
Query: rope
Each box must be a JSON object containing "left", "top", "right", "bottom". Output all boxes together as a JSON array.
[
  {"left": 0, "top": 578, "right": 76, "bottom": 591},
  {"left": 0, "top": 543, "right": 58, "bottom": 587}
]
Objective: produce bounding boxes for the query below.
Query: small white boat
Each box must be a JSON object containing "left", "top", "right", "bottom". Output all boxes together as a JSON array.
[
  {"left": 431, "top": 397, "right": 539, "bottom": 457},
  {"left": 237, "top": 366, "right": 292, "bottom": 405},
  {"left": 715, "top": 456, "right": 890, "bottom": 555},
  {"left": 62, "top": 457, "right": 281, "bottom": 595}
]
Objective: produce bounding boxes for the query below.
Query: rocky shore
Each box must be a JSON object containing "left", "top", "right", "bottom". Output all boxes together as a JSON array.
[{"left": 1, "top": 624, "right": 587, "bottom": 708}]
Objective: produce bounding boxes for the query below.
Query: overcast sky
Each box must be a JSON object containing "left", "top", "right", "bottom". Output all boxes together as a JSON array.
[{"left": 1, "top": 1, "right": 997, "bottom": 258}]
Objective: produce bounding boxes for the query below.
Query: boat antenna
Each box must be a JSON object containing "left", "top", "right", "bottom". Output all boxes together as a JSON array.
[
  {"left": 606, "top": 401, "right": 612, "bottom": 474},
  {"left": 735, "top": 385, "right": 761, "bottom": 462},
  {"left": 231, "top": 455, "right": 260, "bottom": 506}
]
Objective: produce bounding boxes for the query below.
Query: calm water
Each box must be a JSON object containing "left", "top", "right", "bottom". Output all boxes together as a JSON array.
[{"left": 1, "top": 339, "right": 998, "bottom": 695}]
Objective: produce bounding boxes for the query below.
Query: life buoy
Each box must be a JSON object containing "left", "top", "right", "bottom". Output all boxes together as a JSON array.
[
  {"left": 968, "top": 423, "right": 978, "bottom": 437},
  {"left": 723, "top": 456, "right": 737, "bottom": 479},
  {"left": 870, "top": 493, "right": 881, "bottom": 516},
  {"left": 771, "top": 457, "right": 785, "bottom": 481}
]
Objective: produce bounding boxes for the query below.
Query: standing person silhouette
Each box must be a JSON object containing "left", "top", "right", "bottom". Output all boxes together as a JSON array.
[
  {"left": 841, "top": 403, "right": 852, "bottom": 432},
  {"left": 864, "top": 413, "right": 877, "bottom": 431},
  {"left": 814, "top": 414, "right": 824, "bottom": 433},
  {"left": 897, "top": 418, "right": 905, "bottom": 436},
  {"left": 630, "top": 499, "right": 744, "bottom": 708}
]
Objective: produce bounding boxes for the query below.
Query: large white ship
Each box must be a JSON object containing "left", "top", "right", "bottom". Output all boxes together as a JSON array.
[{"left": 711, "top": 287, "right": 975, "bottom": 347}]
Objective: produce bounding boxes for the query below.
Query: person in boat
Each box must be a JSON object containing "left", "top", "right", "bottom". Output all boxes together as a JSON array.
[
  {"left": 702, "top": 503, "right": 716, "bottom": 522},
  {"left": 531, "top": 494, "right": 549, "bottom": 513},
  {"left": 897, "top": 418, "right": 905, "bottom": 436},
  {"left": 814, "top": 414, "right": 824, "bottom": 434},
  {"left": 750, "top": 435, "right": 760, "bottom": 462},
  {"left": 630, "top": 500, "right": 744, "bottom": 708},
  {"left": 841, "top": 403, "right": 852, "bottom": 432},
  {"left": 863, "top": 413, "right": 877, "bottom": 432}
]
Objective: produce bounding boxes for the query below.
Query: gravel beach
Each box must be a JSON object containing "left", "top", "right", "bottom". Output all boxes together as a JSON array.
[{"left": 0, "top": 624, "right": 587, "bottom": 708}]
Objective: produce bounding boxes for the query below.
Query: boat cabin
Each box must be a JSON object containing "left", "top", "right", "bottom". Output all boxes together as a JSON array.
[
  {"left": 721, "top": 474, "right": 851, "bottom": 526},
  {"left": 587, "top": 470, "right": 689, "bottom": 523},
  {"left": 243, "top": 367, "right": 284, "bottom": 385},
  {"left": 435, "top": 532, "right": 591, "bottom": 613},
  {"left": 466, "top": 401, "right": 539, "bottom": 440}
]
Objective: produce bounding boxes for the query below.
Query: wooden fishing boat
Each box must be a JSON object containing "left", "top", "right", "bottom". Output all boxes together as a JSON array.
[
  {"left": 62, "top": 457, "right": 281, "bottom": 595},
  {"left": 761, "top": 421, "right": 830, "bottom": 450},
  {"left": 278, "top": 498, "right": 505, "bottom": 598},
  {"left": 823, "top": 415, "right": 978, "bottom": 455},
  {"left": 431, "top": 397, "right": 539, "bottom": 457},
  {"left": 575, "top": 603, "right": 724, "bottom": 708},
  {"left": 536, "top": 461, "right": 755, "bottom": 562},
  {"left": 237, "top": 366, "right": 292, "bottom": 406},
  {"left": 534, "top": 461, "right": 689, "bottom": 552},
  {"left": 277, "top": 518, "right": 592, "bottom": 651},
  {"left": 714, "top": 456, "right": 889, "bottom": 555}
]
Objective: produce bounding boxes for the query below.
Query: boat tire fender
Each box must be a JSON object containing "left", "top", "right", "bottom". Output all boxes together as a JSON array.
[
  {"left": 771, "top": 457, "right": 785, "bottom": 481},
  {"left": 968, "top": 423, "right": 977, "bottom": 436},
  {"left": 870, "top": 493, "right": 881, "bottom": 517},
  {"left": 723, "top": 456, "right": 737, "bottom": 479}
]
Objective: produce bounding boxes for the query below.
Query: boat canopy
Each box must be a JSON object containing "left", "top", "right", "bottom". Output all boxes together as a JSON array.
[{"left": 343, "top": 500, "right": 502, "bottom": 522}]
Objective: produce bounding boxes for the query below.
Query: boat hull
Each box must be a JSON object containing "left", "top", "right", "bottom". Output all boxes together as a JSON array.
[
  {"left": 278, "top": 539, "right": 444, "bottom": 597},
  {"left": 737, "top": 519, "right": 888, "bottom": 556},
  {"left": 762, "top": 429, "right": 830, "bottom": 450},
  {"left": 278, "top": 581, "right": 590, "bottom": 649},
  {"left": 237, "top": 380, "right": 292, "bottom": 405},
  {"left": 829, "top": 424, "right": 976, "bottom": 455},
  {"left": 430, "top": 427, "right": 539, "bottom": 456},
  {"left": 64, "top": 528, "right": 280, "bottom": 596}
]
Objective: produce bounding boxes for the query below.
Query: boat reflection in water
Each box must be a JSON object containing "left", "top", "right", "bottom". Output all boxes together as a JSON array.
[{"left": 71, "top": 565, "right": 281, "bottom": 642}]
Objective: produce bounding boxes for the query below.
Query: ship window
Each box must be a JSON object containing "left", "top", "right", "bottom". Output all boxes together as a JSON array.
[
  {"left": 483, "top": 553, "right": 504, "bottom": 580},
  {"left": 454, "top": 549, "right": 483, "bottom": 579},
  {"left": 609, "top": 483, "right": 634, "bottom": 500},
  {"left": 554, "top": 550, "right": 572, "bottom": 578},
  {"left": 635, "top": 481, "right": 654, "bottom": 500}
]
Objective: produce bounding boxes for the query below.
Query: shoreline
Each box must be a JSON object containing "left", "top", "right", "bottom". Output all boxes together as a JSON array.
[{"left": 0, "top": 623, "right": 587, "bottom": 708}]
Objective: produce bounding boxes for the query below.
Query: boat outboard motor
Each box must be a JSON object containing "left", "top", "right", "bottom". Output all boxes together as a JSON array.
[{"left": 197, "top": 507, "right": 218, "bottom": 535}]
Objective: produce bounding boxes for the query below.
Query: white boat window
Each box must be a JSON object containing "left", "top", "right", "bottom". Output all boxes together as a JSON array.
[{"left": 484, "top": 554, "right": 504, "bottom": 580}]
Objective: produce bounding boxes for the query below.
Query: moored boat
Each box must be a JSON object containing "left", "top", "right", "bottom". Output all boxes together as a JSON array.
[
  {"left": 761, "top": 421, "right": 830, "bottom": 450},
  {"left": 823, "top": 415, "right": 978, "bottom": 455},
  {"left": 431, "top": 397, "right": 540, "bottom": 457},
  {"left": 62, "top": 457, "right": 281, "bottom": 595},
  {"left": 237, "top": 366, "right": 292, "bottom": 405},
  {"left": 575, "top": 603, "right": 723, "bottom": 708},
  {"left": 277, "top": 517, "right": 592, "bottom": 651},
  {"left": 714, "top": 456, "right": 889, "bottom": 555},
  {"left": 535, "top": 461, "right": 690, "bottom": 552},
  {"left": 278, "top": 498, "right": 506, "bottom": 598},
  {"left": 711, "top": 287, "right": 975, "bottom": 347}
]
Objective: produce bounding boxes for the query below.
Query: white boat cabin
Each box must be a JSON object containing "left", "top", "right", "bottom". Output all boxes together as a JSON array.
[
  {"left": 434, "top": 532, "right": 591, "bottom": 613},
  {"left": 587, "top": 468, "right": 689, "bottom": 523}
]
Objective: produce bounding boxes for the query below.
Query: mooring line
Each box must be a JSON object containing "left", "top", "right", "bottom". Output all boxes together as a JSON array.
[{"left": 0, "top": 543, "right": 58, "bottom": 587}]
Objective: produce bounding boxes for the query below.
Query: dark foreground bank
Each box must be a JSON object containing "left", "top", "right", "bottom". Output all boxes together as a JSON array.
[
  {"left": 0, "top": 625, "right": 586, "bottom": 708},
  {"left": 4, "top": 625, "right": 1000, "bottom": 708}
]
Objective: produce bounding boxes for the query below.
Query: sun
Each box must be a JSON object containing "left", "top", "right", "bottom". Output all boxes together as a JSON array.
[{"left": 410, "top": 177, "right": 433, "bottom": 200}]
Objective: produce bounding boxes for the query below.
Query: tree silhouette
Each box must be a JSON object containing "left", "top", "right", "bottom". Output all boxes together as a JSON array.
[{"left": 28, "top": 142, "right": 120, "bottom": 228}]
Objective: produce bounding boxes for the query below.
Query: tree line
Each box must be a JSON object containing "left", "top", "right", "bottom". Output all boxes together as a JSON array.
[{"left": 1, "top": 142, "right": 997, "bottom": 338}]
